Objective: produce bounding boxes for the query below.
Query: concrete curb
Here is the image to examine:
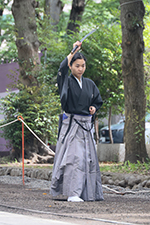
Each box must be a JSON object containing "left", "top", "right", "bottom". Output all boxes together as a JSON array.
[{"left": 97, "top": 143, "right": 150, "bottom": 162}]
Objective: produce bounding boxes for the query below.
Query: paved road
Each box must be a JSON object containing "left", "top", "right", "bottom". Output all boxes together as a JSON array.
[
  {"left": 0, "top": 211, "right": 141, "bottom": 225},
  {"left": 0, "top": 212, "right": 77, "bottom": 225}
]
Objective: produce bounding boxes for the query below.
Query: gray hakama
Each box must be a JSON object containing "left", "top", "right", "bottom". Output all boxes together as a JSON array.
[{"left": 50, "top": 113, "right": 104, "bottom": 201}]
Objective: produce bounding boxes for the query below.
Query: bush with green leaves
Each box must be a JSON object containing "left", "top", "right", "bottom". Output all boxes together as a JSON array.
[{"left": 0, "top": 83, "right": 61, "bottom": 153}]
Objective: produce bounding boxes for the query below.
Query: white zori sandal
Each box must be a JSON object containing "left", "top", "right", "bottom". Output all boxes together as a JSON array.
[{"left": 67, "top": 196, "right": 84, "bottom": 202}]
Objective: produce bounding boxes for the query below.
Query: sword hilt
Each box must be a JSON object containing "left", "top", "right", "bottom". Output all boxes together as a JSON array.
[
  {"left": 71, "top": 45, "right": 78, "bottom": 54},
  {"left": 71, "top": 42, "right": 82, "bottom": 54}
]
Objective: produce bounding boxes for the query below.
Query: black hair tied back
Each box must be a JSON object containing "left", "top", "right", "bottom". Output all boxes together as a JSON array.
[{"left": 70, "top": 52, "right": 87, "bottom": 66}]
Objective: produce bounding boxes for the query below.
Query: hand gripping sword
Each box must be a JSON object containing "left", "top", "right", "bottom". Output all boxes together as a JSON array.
[{"left": 71, "top": 29, "right": 96, "bottom": 54}]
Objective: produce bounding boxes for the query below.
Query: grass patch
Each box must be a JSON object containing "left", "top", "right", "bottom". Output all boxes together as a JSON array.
[
  {"left": 0, "top": 155, "right": 13, "bottom": 164},
  {"left": 1, "top": 156, "right": 150, "bottom": 175},
  {"left": 100, "top": 160, "right": 150, "bottom": 175},
  {"left": 0, "top": 156, "right": 53, "bottom": 169}
]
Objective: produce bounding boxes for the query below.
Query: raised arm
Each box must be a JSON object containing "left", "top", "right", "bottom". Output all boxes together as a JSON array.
[{"left": 67, "top": 41, "right": 82, "bottom": 67}]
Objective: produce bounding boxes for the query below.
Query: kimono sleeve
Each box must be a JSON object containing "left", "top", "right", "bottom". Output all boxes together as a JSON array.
[
  {"left": 91, "top": 84, "right": 103, "bottom": 112},
  {"left": 57, "top": 57, "right": 69, "bottom": 110}
]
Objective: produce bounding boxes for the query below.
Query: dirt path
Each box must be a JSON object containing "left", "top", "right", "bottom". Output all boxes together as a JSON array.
[{"left": 0, "top": 182, "right": 150, "bottom": 224}]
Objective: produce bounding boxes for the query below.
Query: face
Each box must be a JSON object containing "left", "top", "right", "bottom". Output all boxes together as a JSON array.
[{"left": 69, "top": 59, "right": 86, "bottom": 81}]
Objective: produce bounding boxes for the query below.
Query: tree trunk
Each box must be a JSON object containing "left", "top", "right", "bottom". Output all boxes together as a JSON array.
[
  {"left": 120, "top": 0, "right": 148, "bottom": 162},
  {"left": 67, "top": 0, "right": 85, "bottom": 35},
  {"left": 108, "top": 107, "right": 113, "bottom": 144},
  {"left": 11, "top": 137, "right": 55, "bottom": 163},
  {"left": 11, "top": 0, "right": 55, "bottom": 162},
  {"left": 45, "top": 0, "right": 63, "bottom": 29},
  {"left": 11, "top": 0, "right": 40, "bottom": 87},
  {"left": 94, "top": 116, "right": 99, "bottom": 144},
  {"left": 0, "top": 8, "right": 3, "bottom": 36}
]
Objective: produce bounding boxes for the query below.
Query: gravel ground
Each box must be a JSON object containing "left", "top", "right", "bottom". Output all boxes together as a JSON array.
[
  {"left": 0, "top": 175, "right": 51, "bottom": 189},
  {"left": 0, "top": 175, "right": 150, "bottom": 224}
]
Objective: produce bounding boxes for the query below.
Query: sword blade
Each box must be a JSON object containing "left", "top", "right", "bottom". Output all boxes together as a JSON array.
[
  {"left": 71, "top": 29, "right": 96, "bottom": 54},
  {"left": 80, "top": 29, "right": 96, "bottom": 43}
]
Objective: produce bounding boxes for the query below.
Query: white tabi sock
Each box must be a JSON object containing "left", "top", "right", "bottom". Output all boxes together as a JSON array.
[{"left": 67, "top": 196, "right": 84, "bottom": 202}]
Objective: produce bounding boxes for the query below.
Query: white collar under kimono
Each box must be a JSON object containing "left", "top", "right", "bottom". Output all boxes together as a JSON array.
[{"left": 73, "top": 75, "right": 82, "bottom": 89}]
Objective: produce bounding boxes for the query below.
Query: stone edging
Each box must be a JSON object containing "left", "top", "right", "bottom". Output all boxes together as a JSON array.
[
  {"left": 101, "top": 172, "right": 150, "bottom": 190},
  {"left": 0, "top": 167, "right": 150, "bottom": 190},
  {"left": 0, "top": 167, "right": 52, "bottom": 181}
]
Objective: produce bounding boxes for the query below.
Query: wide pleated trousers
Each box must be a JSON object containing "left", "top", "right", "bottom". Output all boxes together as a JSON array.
[{"left": 50, "top": 114, "right": 104, "bottom": 201}]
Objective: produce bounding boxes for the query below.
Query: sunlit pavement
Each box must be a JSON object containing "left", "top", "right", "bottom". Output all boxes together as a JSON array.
[
  {"left": 0, "top": 211, "right": 76, "bottom": 225},
  {"left": 1, "top": 211, "right": 150, "bottom": 225}
]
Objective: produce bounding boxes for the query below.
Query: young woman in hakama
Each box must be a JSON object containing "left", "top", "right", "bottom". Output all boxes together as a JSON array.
[{"left": 50, "top": 41, "right": 104, "bottom": 202}]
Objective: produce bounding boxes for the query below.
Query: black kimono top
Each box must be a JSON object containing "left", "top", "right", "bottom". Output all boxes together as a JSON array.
[{"left": 57, "top": 57, "right": 103, "bottom": 115}]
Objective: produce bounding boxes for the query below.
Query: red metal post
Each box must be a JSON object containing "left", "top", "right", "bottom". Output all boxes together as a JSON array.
[{"left": 18, "top": 116, "right": 25, "bottom": 185}]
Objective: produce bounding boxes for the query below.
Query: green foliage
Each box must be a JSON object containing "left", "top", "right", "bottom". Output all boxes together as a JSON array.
[
  {"left": 0, "top": 2, "right": 17, "bottom": 62},
  {"left": 144, "top": 3, "right": 150, "bottom": 110},
  {"left": 37, "top": 0, "right": 124, "bottom": 121},
  {"left": 85, "top": 27, "right": 124, "bottom": 118},
  {"left": 83, "top": 0, "right": 120, "bottom": 26},
  {"left": 1, "top": 0, "right": 150, "bottom": 151},
  {"left": 100, "top": 160, "right": 150, "bottom": 175},
  {"left": 1, "top": 0, "right": 125, "bottom": 122},
  {"left": 79, "top": 0, "right": 124, "bottom": 118},
  {"left": 0, "top": 80, "right": 61, "bottom": 150},
  {"left": 0, "top": 155, "right": 15, "bottom": 164},
  {"left": 36, "top": 12, "right": 70, "bottom": 82},
  {"left": 33, "top": 0, "right": 125, "bottom": 128}
]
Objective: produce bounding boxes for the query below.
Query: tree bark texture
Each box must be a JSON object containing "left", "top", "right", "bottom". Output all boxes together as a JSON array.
[
  {"left": 0, "top": 8, "right": 3, "bottom": 36},
  {"left": 94, "top": 116, "right": 99, "bottom": 144},
  {"left": 11, "top": 138, "right": 55, "bottom": 163},
  {"left": 45, "top": 0, "right": 63, "bottom": 28},
  {"left": 108, "top": 107, "right": 113, "bottom": 144},
  {"left": 120, "top": 0, "right": 148, "bottom": 162},
  {"left": 67, "top": 0, "right": 85, "bottom": 35},
  {"left": 12, "top": 0, "right": 40, "bottom": 87}
]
